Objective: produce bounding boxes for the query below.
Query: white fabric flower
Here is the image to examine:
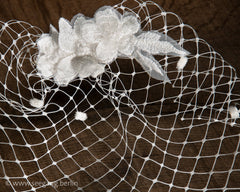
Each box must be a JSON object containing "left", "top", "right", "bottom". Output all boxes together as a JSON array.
[
  {"left": 80, "top": 7, "right": 140, "bottom": 64},
  {"left": 36, "top": 6, "right": 190, "bottom": 85},
  {"left": 36, "top": 18, "right": 104, "bottom": 86},
  {"left": 36, "top": 26, "right": 59, "bottom": 78}
]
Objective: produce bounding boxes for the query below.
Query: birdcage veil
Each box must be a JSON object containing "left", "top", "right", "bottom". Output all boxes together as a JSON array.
[{"left": 0, "top": 0, "right": 240, "bottom": 191}]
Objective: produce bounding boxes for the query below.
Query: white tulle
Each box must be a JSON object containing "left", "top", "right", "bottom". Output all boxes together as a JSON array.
[{"left": 36, "top": 6, "right": 190, "bottom": 86}]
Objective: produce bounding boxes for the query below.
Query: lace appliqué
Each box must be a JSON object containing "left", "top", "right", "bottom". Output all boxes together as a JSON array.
[{"left": 36, "top": 6, "right": 189, "bottom": 85}]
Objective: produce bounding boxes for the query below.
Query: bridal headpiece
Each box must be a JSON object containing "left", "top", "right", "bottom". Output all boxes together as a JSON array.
[{"left": 0, "top": 1, "right": 239, "bottom": 191}]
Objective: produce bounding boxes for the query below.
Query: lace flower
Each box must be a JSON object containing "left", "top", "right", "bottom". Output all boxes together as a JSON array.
[
  {"left": 91, "top": 7, "right": 140, "bottom": 63},
  {"left": 37, "top": 19, "right": 105, "bottom": 85},
  {"left": 36, "top": 6, "right": 190, "bottom": 85}
]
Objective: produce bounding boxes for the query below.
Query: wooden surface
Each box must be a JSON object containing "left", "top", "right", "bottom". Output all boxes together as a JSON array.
[{"left": 0, "top": 0, "right": 240, "bottom": 192}]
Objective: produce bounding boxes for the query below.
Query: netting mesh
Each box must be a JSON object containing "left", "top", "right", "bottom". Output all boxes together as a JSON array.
[{"left": 1, "top": 0, "right": 240, "bottom": 191}]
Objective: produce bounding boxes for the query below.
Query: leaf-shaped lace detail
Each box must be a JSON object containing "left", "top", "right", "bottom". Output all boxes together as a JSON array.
[
  {"left": 136, "top": 32, "right": 188, "bottom": 56},
  {"left": 134, "top": 50, "right": 170, "bottom": 82}
]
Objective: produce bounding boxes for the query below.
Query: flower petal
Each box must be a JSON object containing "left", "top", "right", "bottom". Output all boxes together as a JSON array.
[
  {"left": 54, "top": 55, "right": 77, "bottom": 85},
  {"left": 71, "top": 13, "right": 84, "bottom": 26},
  {"left": 94, "top": 6, "right": 120, "bottom": 35},
  {"left": 37, "top": 55, "right": 56, "bottom": 78},
  {"left": 80, "top": 20, "right": 100, "bottom": 44},
  {"left": 121, "top": 14, "right": 140, "bottom": 36},
  {"left": 36, "top": 32, "right": 59, "bottom": 78},
  {"left": 58, "top": 18, "right": 77, "bottom": 53},
  {"left": 73, "top": 14, "right": 87, "bottom": 35},
  {"left": 75, "top": 41, "right": 92, "bottom": 56},
  {"left": 118, "top": 36, "right": 136, "bottom": 56},
  {"left": 37, "top": 34, "right": 58, "bottom": 55},
  {"left": 49, "top": 24, "right": 58, "bottom": 44},
  {"left": 71, "top": 56, "right": 105, "bottom": 78},
  {"left": 36, "top": 34, "right": 59, "bottom": 78},
  {"left": 95, "top": 40, "right": 118, "bottom": 64},
  {"left": 91, "top": 64, "right": 105, "bottom": 78},
  {"left": 134, "top": 50, "right": 170, "bottom": 82}
]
